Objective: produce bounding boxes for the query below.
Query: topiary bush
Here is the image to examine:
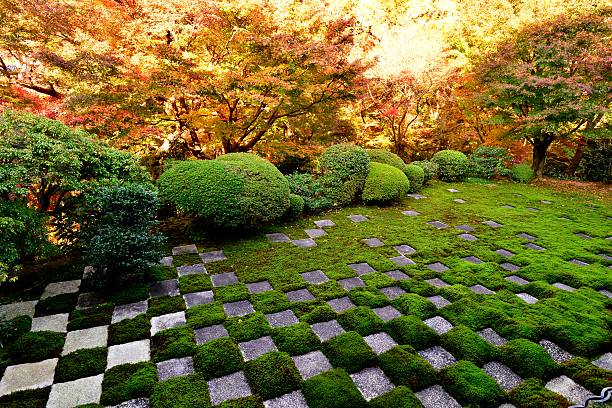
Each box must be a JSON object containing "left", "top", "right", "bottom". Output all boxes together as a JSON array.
[
  {"left": 158, "top": 153, "right": 290, "bottom": 229},
  {"left": 362, "top": 163, "right": 410, "bottom": 204},
  {"left": 403, "top": 164, "right": 424, "bottom": 193},
  {"left": 287, "top": 194, "right": 304, "bottom": 217},
  {"left": 411, "top": 160, "right": 439, "bottom": 185},
  {"left": 365, "top": 149, "right": 405, "bottom": 171},
  {"left": 510, "top": 163, "right": 534, "bottom": 183},
  {"left": 319, "top": 144, "right": 370, "bottom": 206},
  {"left": 432, "top": 150, "right": 469, "bottom": 182},
  {"left": 285, "top": 173, "right": 332, "bottom": 213}
]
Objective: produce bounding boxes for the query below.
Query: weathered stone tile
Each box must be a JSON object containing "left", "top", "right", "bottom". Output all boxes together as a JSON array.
[
  {"left": 597, "top": 253, "right": 612, "bottom": 261},
  {"left": 372, "top": 306, "right": 402, "bottom": 322},
  {"left": 264, "top": 390, "right": 309, "bottom": 408},
  {"left": 447, "top": 188, "right": 459, "bottom": 193},
  {"left": 569, "top": 259, "right": 589, "bottom": 266},
  {"left": 552, "top": 283, "right": 576, "bottom": 292},
  {"left": 380, "top": 286, "right": 406, "bottom": 300},
  {"left": 385, "top": 270, "right": 410, "bottom": 281},
  {"left": 483, "top": 362, "right": 523, "bottom": 391},
  {"left": 0, "top": 300, "right": 37, "bottom": 320},
  {"left": 575, "top": 233, "right": 592, "bottom": 239},
  {"left": 265, "top": 310, "right": 298, "bottom": 328},
  {"left": 223, "top": 300, "right": 254, "bottom": 317},
  {"left": 292, "top": 351, "right": 332, "bottom": 380},
  {"left": 427, "top": 221, "right": 449, "bottom": 229},
  {"left": 592, "top": 352, "right": 612, "bottom": 370},
  {"left": 394, "top": 245, "right": 416, "bottom": 256},
  {"left": 427, "top": 262, "right": 449, "bottom": 273},
  {"left": 176, "top": 264, "right": 207, "bottom": 277},
  {"left": 305, "top": 228, "right": 327, "bottom": 239},
  {"left": 150, "top": 279, "right": 179, "bottom": 297},
  {"left": 112, "top": 301, "right": 148, "bottom": 324},
  {"left": 389, "top": 256, "right": 416, "bottom": 266},
  {"left": 415, "top": 385, "right": 461, "bottom": 408},
  {"left": 348, "top": 214, "right": 369, "bottom": 222},
  {"left": 208, "top": 371, "right": 252, "bottom": 406},
  {"left": 31, "top": 313, "right": 69, "bottom": 333},
  {"left": 505, "top": 275, "right": 529, "bottom": 285},
  {"left": 63, "top": 326, "right": 108, "bottom": 356},
  {"left": 109, "top": 397, "right": 150, "bottom": 408},
  {"left": 292, "top": 238, "right": 317, "bottom": 248},
  {"left": 159, "top": 256, "right": 173, "bottom": 267},
  {"left": 483, "top": 220, "right": 503, "bottom": 228},
  {"left": 150, "top": 311, "right": 186, "bottom": 335},
  {"left": 211, "top": 272, "right": 238, "bottom": 287},
  {"left": 239, "top": 336, "right": 276, "bottom": 361},
  {"left": 311, "top": 320, "right": 345, "bottom": 342},
  {"left": 194, "top": 324, "right": 229, "bottom": 345},
  {"left": 526, "top": 207, "right": 539, "bottom": 212},
  {"left": 477, "top": 328, "right": 507, "bottom": 346},
  {"left": 348, "top": 262, "right": 376, "bottom": 275},
  {"left": 427, "top": 295, "right": 451, "bottom": 309},
  {"left": 172, "top": 244, "right": 198, "bottom": 255},
  {"left": 423, "top": 316, "right": 453, "bottom": 335},
  {"left": 107, "top": 340, "right": 150, "bottom": 369},
  {"left": 516, "top": 233, "right": 536, "bottom": 241},
  {"left": 458, "top": 233, "right": 478, "bottom": 241},
  {"left": 41, "top": 280, "right": 81, "bottom": 300},
  {"left": 516, "top": 293, "right": 538, "bottom": 304},
  {"left": 418, "top": 346, "right": 457, "bottom": 370},
  {"left": 46, "top": 374, "right": 103, "bottom": 408},
  {"left": 502, "top": 204, "right": 515, "bottom": 209},
  {"left": 363, "top": 332, "right": 397, "bottom": 355},
  {"left": 326, "top": 297, "right": 355, "bottom": 313},
  {"left": 246, "top": 281, "right": 273, "bottom": 294},
  {"left": 500, "top": 263, "right": 520, "bottom": 272},
  {"left": 545, "top": 375, "right": 591, "bottom": 405},
  {"left": 456, "top": 224, "right": 475, "bottom": 232},
  {"left": 453, "top": 198, "right": 466, "bottom": 204},
  {"left": 350, "top": 367, "right": 395, "bottom": 401},
  {"left": 362, "top": 238, "right": 384, "bottom": 248},
  {"left": 300, "top": 270, "right": 328, "bottom": 285},
  {"left": 200, "top": 250, "right": 227, "bottom": 263},
  {"left": 183, "top": 291, "right": 214, "bottom": 308},
  {"left": 0, "top": 358, "right": 58, "bottom": 397},
  {"left": 286, "top": 288, "right": 315, "bottom": 302},
  {"left": 407, "top": 194, "right": 427, "bottom": 199},
  {"left": 541, "top": 200, "right": 552, "bottom": 204},
  {"left": 462, "top": 256, "right": 482, "bottom": 264},
  {"left": 76, "top": 292, "right": 106, "bottom": 310},
  {"left": 599, "top": 289, "right": 612, "bottom": 299},
  {"left": 266, "top": 233, "right": 291, "bottom": 243},
  {"left": 338, "top": 277, "right": 365, "bottom": 291},
  {"left": 401, "top": 210, "right": 420, "bottom": 216},
  {"left": 426, "top": 278, "right": 450, "bottom": 288},
  {"left": 495, "top": 249, "right": 515, "bottom": 257},
  {"left": 539, "top": 340, "right": 574, "bottom": 363},
  {"left": 470, "top": 284, "right": 495, "bottom": 295},
  {"left": 314, "top": 219, "right": 336, "bottom": 228},
  {"left": 156, "top": 356, "right": 194, "bottom": 381},
  {"left": 523, "top": 243, "right": 546, "bottom": 251}
]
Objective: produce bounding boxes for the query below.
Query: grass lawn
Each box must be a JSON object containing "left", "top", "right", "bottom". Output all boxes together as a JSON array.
[{"left": 0, "top": 179, "right": 610, "bottom": 407}]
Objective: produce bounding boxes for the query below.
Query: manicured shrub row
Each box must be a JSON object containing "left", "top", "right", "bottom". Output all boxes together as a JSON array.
[
  {"left": 365, "top": 149, "right": 405, "bottom": 171},
  {"left": 319, "top": 144, "right": 370, "bottom": 206},
  {"left": 362, "top": 162, "right": 410, "bottom": 204},
  {"left": 432, "top": 150, "right": 469, "bottom": 181},
  {"left": 404, "top": 164, "right": 424, "bottom": 192},
  {"left": 411, "top": 160, "right": 439, "bottom": 184}
]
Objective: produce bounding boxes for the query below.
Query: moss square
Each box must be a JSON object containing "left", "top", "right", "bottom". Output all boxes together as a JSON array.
[
  {"left": 186, "top": 302, "right": 226, "bottom": 328},
  {"left": 244, "top": 351, "right": 302, "bottom": 400},
  {"left": 302, "top": 368, "right": 366, "bottom": 408},
  {"left": 148, "top": 296, "right": 186, "bottom": 317},
  {"left": 369, "top": 386, "right": 422, "bottom": 408},
  {"left": 178, "top": 274, "right": 213, "bottom": 294},
  {"left": 55, "top": 347, "right": 108, "bottom": 383},
  {"left": 68, "top": 304, "right": 113, "bottom": 331},
  {"left": 224, "top": 312, "right": 271, "bottom": 342},
  {"left": 217, "top": 396, "right": 263, "bottom": 408},
  {"left": 321, "top": 331, "right": 377, "bottom": 373},
  {"left": 442, "top": 361, "right": 505, "bottom": 406},
  {"left": 147, "top": 265, "right": 178, "bottom": 281},
  {"left": 8, "top": 331, "right": 65, "bottom": 363},
  {"left": 386, "top": 315, "right": 439, "bottom": 349},
  {"left": 250, "top": 291, "right": 290, "bottom": 313},
  {"left": 509, "top": 378, "right": 568, "bottom": 407},
  {"left": 271, "top": 322, "right": 321, "bottom": 355},
  {"left": 149, "top": 373, "right": 210, "bottom": 408},
  {"left": 347, "top": 287, "right": 389, "bottom": 308},
  {"left": 172, "top": 253, "right": 202, "bottom": 267},
  {"left": 299, "top": 304, "right": 337, "bottom": 324},
  {"left": 109, "top": 314, "right": 151, "bottom": 345},
  {"left": 108, "top": 284, "right": 150, "bottom": 305},
  {"left": 101, "top": 362, "right": 158, "bottom": 406},
  {"left": 34, "top": 293, "right": 79, "bottom": 316},
  {"left": 151, "top": 326, "right": 196, "bottom": 363},
  {"left": 378, "top": 346, "right": 437, "bottom": 391},
  {"left": 308, "top": 281, "right": 346, "bottom": 301},
  {"left": 391, "top": 293, "right": 436, "bottom": 319},
  {"left": 500, "top": 339, "right": 558, "bottom": 380},
  {"left": 193, "top": 337, "right": 244, "bottom": 380},
  {"left": 441, "top": 325, "right": 498, "bottom": 365},
  {"left": 337, "top": 306, "right": 384, "bottom": 335},
  {"left": 213, "top": 283, "right": 250, "bottom": 303}
]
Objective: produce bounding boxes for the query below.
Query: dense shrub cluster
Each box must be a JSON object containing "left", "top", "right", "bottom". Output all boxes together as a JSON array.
[
  {"left": 403, "top": 164, "right": 424, "bottom": 192},
  {"left": 510, "top": 163, "right": 534, "bottom": 183},
  {"left": 411, "top": 160, "right": 439, "bottom": 184},
  {"left": 469, "top": 146, "right": 510, "bottom": 178},
  {"left": 365, "top": 149, "right": 405, "bottom": 171},
  {"left": 319, "top": 144, "right": 370, "bottom": 206},
  {"left": 362, "top": 162, "right": 410, "bottom": 204},
  {"left": 432, "top": 150, "right": 469, "bottom": 181},
  {"left": 285, "top": 173, "right": 332, "bottom": 213},
  {"left": 158, "top": 153, "right": 291, "bottom": 228}
]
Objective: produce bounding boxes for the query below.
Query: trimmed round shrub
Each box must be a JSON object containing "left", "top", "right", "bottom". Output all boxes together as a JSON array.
[
  {"left": 285, "top": 173, "right": 332, "bottom": 213},
  {"left": 404, "top": 164, "right": 424, "bottom": 193},
  {"left": 365, "top": 149, "right": 405, "bottom": 171},
  {"left": 319, "top": 144, "right": 370, "bottom": 206},
  {"left": 287, "top": 194, "right": 304, "bottom": 217},
  {"left": 362, "top": 162, "right": 410, "bottom": 204},
  {"left": 510, "top": 163, "right": 534, "bottom": 183},
  {"left": 432, "top": 150, "right": 469, "bottom": 182},
  {"left": 411, "top": 160, "right": 439, "bottom": 184},
  {"left": 158, "top": 153, "right": 290, "bottom": 228}
]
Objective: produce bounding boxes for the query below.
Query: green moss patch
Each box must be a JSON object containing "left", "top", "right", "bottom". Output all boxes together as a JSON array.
[
  {"left": 213, "top": 283, "right": 250, "bottom": 303},
  {"left": 441, "top": 325, "right": 497, "bottom": 365},
  {"left": 55, "top": 347, "right": 107, "bottom": 383},
  {"left": 244, "top": 352, "right": 302, "bottom": 400},
  {"left": 369, "top": 386, "right": 422, "bottom": 408},
  {"left": 109, "top": 314, "right": 151, "bottom": 345},
  {"left": 509, "top": 378, "right": 568, "bottom": 408},
  {"left": 378, "top": 346, "right": 437, "bottom": 390},
  {"left": 302, "top": 368, "right": 366, "bottom": 408},
  {"left": 386, "top": 315, "right": 438, "bottom": 349},
  {"left": 321, "top": 331, "right": 377, "bottom": 373},
  {"left": 442, "top": 360, "right": 505, "bottom": 406},
  {"left": 391, "top": 293, "right": 436, "bottom": 319},
  {"left": 193, "top": 337, "right": 244, "bottom": 380},
  {"left": 250, "top": 291, "right": 290, "bottom": 313},
  {"left": 500, "top": 339, "right": 558, "bottom": 380},
  {"left": 34, "top": 293, "right": 78, "bottom": 316},
  {"left": 186, "top": 302, "right": 226, "bottom": 328},
  {"left": 224, "top": 312, "right": 271, "bottom": 342},
  {"left": 108, "top": 284, "right": 150, "bottom": 305},
  {"left": 271, "top": 322, "right": 320, "bottom": 355},
  {"left": 150, "top": 373, "right": 210, "bottom": 408},
  {"left": 8, "top": 331, "right": 64, "bottom": 363},
  {"left": 147, "top": 296, "right": 186, "bottom": 317},
  {"left": 178, "top": 274, "right": 212, "bottom": 294},
  {"left": 101, "top": 362, "right": 157, "bottom": 406},
  {"left": 68, "top": 304, "right": 113, "bottom": 331},
  {"left": 337, "top": 306, "right": 384, "bottom": 336},
  {"left": 151, "top": 326, "right": 196, "bottom": 362}
]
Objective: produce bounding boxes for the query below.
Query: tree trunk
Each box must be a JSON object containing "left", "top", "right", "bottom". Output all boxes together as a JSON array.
[
  {"left": 531, "top": 136, "right": 554, "bottom": 179},
  {"left": 566, "top": 142, "right": 585, "bottom": 177}
]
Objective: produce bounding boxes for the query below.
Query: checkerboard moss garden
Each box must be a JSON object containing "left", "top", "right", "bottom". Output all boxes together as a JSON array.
[{"left": 1, "top": 161, "right": 612, "bottom": 406}]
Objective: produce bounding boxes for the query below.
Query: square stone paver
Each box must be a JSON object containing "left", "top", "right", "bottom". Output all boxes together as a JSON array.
[
  {"left": 266, "top": 310, "right": 298, "bottom": 328},
  {"left": 575, "top": 233, "right": 592, "bottom": 239},
  {"left": 526, "top": 207, "right": 539, "bottom": 212},
  {"left": 208, "top": 371, "right": 252, "bottom": 406},
  {"left": 401, "top": 210, "right": 420, "bottom": 216},
  {"left": 427, "top": 262, "right": 449, "bottom": 273},
  {"left": 505, "top": 275, "right": 529, "bottom": 285},
  {"left": 292, "top": 351, "right": 333, "bottom": 380},
  {"left": 500, "top": 262, "right": 520, "bottom": 272},
  {"left": 380, "top": 286, "right": 406, "bottom": 300},
  {"left": 156, "top": 356, "right": 194, "bottom": 381},
  {"left": 31, "top": 313, "right": 69, "bottom": 333},
  {"left": 292, "top": 238, "right": 317, "bottom": 248},
  {"left": 176, "top": 264, "right": 207, "bottom": 277},
  {"left": 418, "top": 346, "right": 457, "bottom": 370},
  {"left": 456, "top": 224, "right": 475, "bottom": 232},
  {"left": 516, "top": 233, "right": 536, "bottom": 241},
  {"left": 211, "top": 272, "right": 238, "bottom": 287},
  {"left": 424, "top": 316, "right": 453, "bottom": 334},
  {"left": 348, "top": 262, "right": 376, "bottom": 275},
  {"left": 266, "top": 233, "right": 291, "bottom": 243},
  {"left": 362, "top": 238, "right": 384, "bottom": 248},
  {"left": 523, "top": 243, "right": 546, "bottom": 251},
  {"left": 592, "top": 352, "right": 612, "bottom": 370},
  {"left": 496, "top": 249, "right": 515, "bottom": 257},
  {"left": 390, "top": 256, "right": 416, "bottom": 267},
  {"left": 599, "top": 289, "right": 612, "bottom": 299},
  {"left": 246, "top": 281, "right": 273, "bottom": 294},
  {"left": 348, "top": 214, "right": 369, "bottom": 222},
  {"left": 286, "top": 288, "right": 315, "bottom": 302},
  {"left": 502, "top": 204, "right": 515, "bottom": 209},
  {"left": 351, "top": 367, "right": 395, "bottom": 401},
  {"left": 150, "top": 311, "right": 186, "bottom": 335},
  {"left": 597, "top": 253, "right": 612, "bottom": 261},
  {"left": 195, "top": 324, "right": 229, "bottom": 345},
  {"left": 264, "top": 391, "right": 309, "bottom": 408},
  {"left": 0, "top": 358, "right": 58, "bottom": 397},
  {"left": 183, "top": 291, "right": 214, "bottom": 308},
  {"left": 385, "top": 270, "right": 410, "bottom": 281},
  {"left": 516, "top": 293, "right": 538, "bottom": 304},
  {"left": 311, "top": 320, "right": 345, "bottom": 342},
  {"left": 76, "top": 292, "right": 106, "bottom": 310},
  {"left": 301, "top": 270, "right": 328, "bottom": 285},
  {"left": 63, "top": 326, "right": 108, "bottom": 356},
  {"left": 223, "top": 300, "right": 254, "bottom": 317},
  {"left": 0, "top": 300, "right": 37, "bottom": 320},
  {"left": 470, "top": 284, "right": 496, "bottom": 295},
  {"left": 552, "top": 283, "right": 576, "bottom": 292},
  {"left": 483, "top": 362, "right": 523, "bottom": 391},
  {"left": 569, "top": 259, "right": 589, "bottom": 266},
  {"left": 394, "top": 245, "right": 416, "bottom": 256},
  {"left": 372, "top": 306, "right": 402, "bottom": 322},
  {"left": 338, "top": 277, "right": 365, "bottom": 291},
  {"left": 407, "top": 193, "right": 427, "bottom": 199},
  {"left": 112, "top": 301, "right": 148, "bottom": 324},
  {"left": 453, "top": 198, "right": 466, "bottom": 204},
  {"left": 107, "top": 340, "right": 150, "bottom": 369},
  {"left": 314, "top": 219, "right": 336, "bottom": 228},
  {"left": 447, "top": 188, "right": 460, "bottom": 193},
  {"left": 46, "top": 374, "right": 103, "bottom": 408},
  {"left": 364, "top": 332, "right": 398, "bottom": 355},
  {"left": 41, "top": 280, "right": 81, "bottom": 300},
  {"left": 483, "top": 220, "right": 503, "bottom": 228},
  {"left": 462, "top": 256, "right": 482, "bottom": 264},
  {"left": 326, "top": 297, "right": 356, "bottom": 313},
  {"left": 427, "top": 221, "right": 449, "bottom": 229},
  {"left": 172, "top": 244, "right": 198, "bottom": 255},
  {"left": 477, "top": 328, "right": 507, "bottom": 346},
  {"left": 160, "top": 256, "right": 173, "bottom": 267},
  {"left": 427, "top": 295, "right": 451, "bottom": 309},
  {"left": 200, "top": 250, "right": 227, "bottom": 263},
  {"left": 416, "top": 385, "right": 461, "bottom": 408},
  {"left": 541, "top": 200, "right": 552, "bottom": 204},
  {"left": 150, "top": 279, "right": 179, "bottom": 297},
  {"left": 545, "top": 376, "right": 591, "bottom": 405},
  {"left": 239, "top": 336, "right": 277, "bottom": 361},
  {"left": 539, "top": 340, "right": 574, "bottom": 363},
  {"left": 426, "top": 278, "right": 450, "bottom": 288},
  {"left": 458, "top": 233, "right": 478, "bottom": 241},
  {"left": 305, "top": 228, "right": 327, "bottom": 239}
]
